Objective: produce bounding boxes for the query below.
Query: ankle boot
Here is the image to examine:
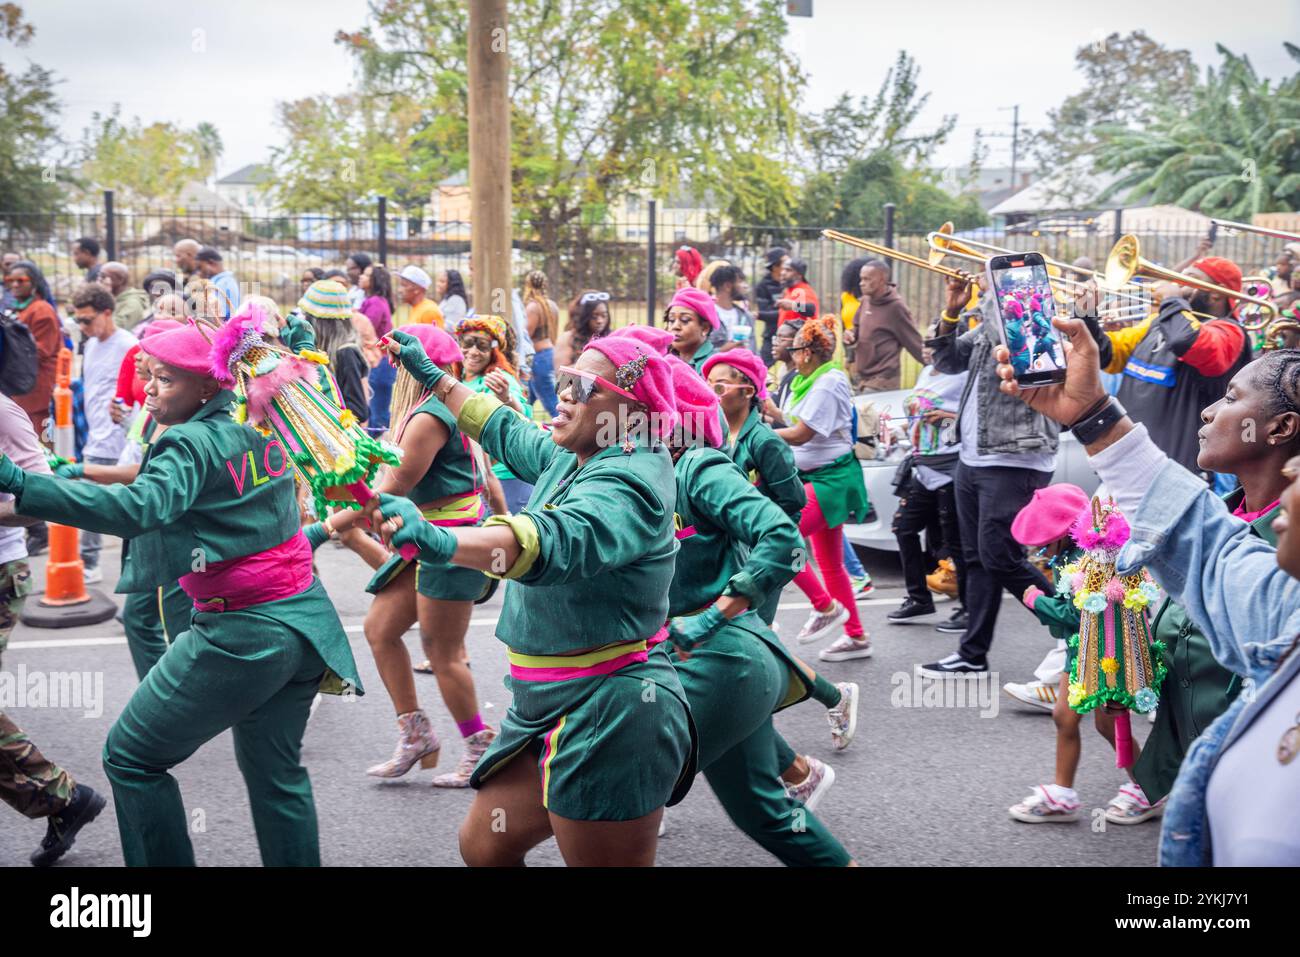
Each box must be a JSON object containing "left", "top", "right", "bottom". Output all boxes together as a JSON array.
[{"left": 366, "top": 710, "right": 440, "bottom": 778}]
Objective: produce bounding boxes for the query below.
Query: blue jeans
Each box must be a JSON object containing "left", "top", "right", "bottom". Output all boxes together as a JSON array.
[
  {"left": 528, "top": 347, "right": 558, "bottom": 418},
  {"left": 842, "top": 537, "right": 866, "bottom": 578},
  {"left": 500, "top": 477, "right": 533, "bottom": 514},
  {"left": 368, "top": 360, "right": 396, "bottom": 436}
]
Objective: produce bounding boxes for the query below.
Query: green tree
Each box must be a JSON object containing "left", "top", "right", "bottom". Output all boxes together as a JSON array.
[
  {"left": 77, "top": 108, "right": 208, "bottom": 206},
  {"left": 1031, "top": 31, "right": 1198, "bottom": 207},
  {"left": 194, "top": 121, "right": 223, "bottom": 182},
  {"left": 800, "top": 51, "right": 955, "bottom": 174},
  {"left": 331, "top": 0, "right": 802, "bottom": 235},
  {"left": 1093, "top": 44, "right": 1300, "bottom": 218},
  {"left": 808, "top": 151, "right": 986, "bottom": 231},
  {"left": 0, "top": 3, "right": 67, "bottom": 221}
]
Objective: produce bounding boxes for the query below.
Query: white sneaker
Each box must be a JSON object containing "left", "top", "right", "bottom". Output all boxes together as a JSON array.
[
  {"left": 827, "top": 682, "right": 859, "bottom": 750},
  {"left": 785, "top": 756, "right": 836, "bottom": 813},
  {"left": 82, "top": 566, "right": 103, "bottom": 585},
  {"left": 1104, "top": 783, "right": 1164, "bottom": 825},
  {"left": 1008, "top": 785, "right": 1080, "bottom": 823},
  {"left": 818, "top": 636, "right": 873, "bottom": 662},
  {"left": 796, "top": 600, "right": 849, "bottom": 645},
  {"left": 658, "top": 812, "right": 667, "bottom": 838},
  {"left": 1002, "top": 679, "right": 1057, "bottom": 713}
]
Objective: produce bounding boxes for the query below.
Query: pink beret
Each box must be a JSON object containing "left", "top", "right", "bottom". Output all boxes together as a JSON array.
[
  {"left": 668, "top": 286, "right": 719, "bottom": 331},
  {"left": 609, "top": 324, "right": 674, "bottom": 356},
  {"left": 701, "top": 348, "right": 768, "bottom": 401},
  {"left": 1011, "top": 483, "right": 1091, "bottom": 547},
  {"left": 400, "top": 324, "right": 463, "bottom": 367},
  {"left": 666, "top": 354, "right": 722, "bottom": 448},
  {"left": 138, "top": 318, "right": 182, "bottom": 341},
  {"left": 138, "top": 322, "right": 219, "bottom": 379},
  {"left": 583, "top": 337, "right": 678, "bottom": 438}
]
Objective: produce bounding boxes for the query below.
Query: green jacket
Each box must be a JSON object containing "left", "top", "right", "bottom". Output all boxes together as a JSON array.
[
  {"left": 1027, "top": 546, "right": 1084, "bottom": 642},
  {"left": 669, "top": 446, "right": 802, "bottom": 617},
  {"left": 18, "top": 392, "right": 300, "bottom": 592},
  {"left": 686, "top": 339, "right": 715, "bottom": 374},
  {"left": 1131, "top": 488, "right": 1280, "bottom": 802},
  {"left": 460, "top": 393, "right": 678, "bottom": 656},
  {"left": 113, "top": 287, "right": 150, "bottom": 331},
  {"left": 725, "top": 406, "right": 806, "bottom": 518}
]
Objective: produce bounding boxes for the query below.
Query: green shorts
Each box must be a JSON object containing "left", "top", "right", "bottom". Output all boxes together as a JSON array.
[
  {"left": 366, "top": 554, "right": 497, "bottom": 603},
  {"left": 471, "top": 652, "right": 697, "bottom": 821}
]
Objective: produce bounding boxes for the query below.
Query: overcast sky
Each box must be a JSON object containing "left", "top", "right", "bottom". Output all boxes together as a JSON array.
[{"left": 7, "top": 0, "right": 1299, "bottom": 179}]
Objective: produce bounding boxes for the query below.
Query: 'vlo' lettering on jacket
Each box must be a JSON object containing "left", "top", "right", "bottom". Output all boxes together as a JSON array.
[{"left": 225, "top": 439, "right": 289, "bottom": 495}]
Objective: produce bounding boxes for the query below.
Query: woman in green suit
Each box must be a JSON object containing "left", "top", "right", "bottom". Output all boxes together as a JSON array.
[{"left": 0, "top": 323, "right": 362, "bottom": 867}]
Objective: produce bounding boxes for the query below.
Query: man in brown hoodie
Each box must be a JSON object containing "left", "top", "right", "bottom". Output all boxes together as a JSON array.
[{"left": 846, "top": 259, "right": 923, "bottom": 392}]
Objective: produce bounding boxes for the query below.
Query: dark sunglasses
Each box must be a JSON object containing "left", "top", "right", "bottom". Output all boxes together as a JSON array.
[{"left": 555, "top": 365, "right": 638, "bottom": 404}]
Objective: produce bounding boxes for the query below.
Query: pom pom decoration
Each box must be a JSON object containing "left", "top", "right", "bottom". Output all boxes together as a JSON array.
[
  {"left": 1065, "top": 496, "right": 1167, "bottom": 769},
  {"left": 208, "top": 304, "right": 414, "bottom": 559}
]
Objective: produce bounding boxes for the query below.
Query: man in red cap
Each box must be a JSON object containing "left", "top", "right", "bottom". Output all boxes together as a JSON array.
[{"left": 1098, "top": 255, "right": 1251, "bottom": 475}]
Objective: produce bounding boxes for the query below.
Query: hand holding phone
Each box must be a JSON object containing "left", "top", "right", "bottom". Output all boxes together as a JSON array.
[{"left": 985, "top": 252, "right": 1067, "bottom": 388}]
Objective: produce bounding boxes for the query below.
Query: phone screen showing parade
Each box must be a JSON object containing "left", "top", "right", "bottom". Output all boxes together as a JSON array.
[{"left": 989, "top": 256, "right": 1067, "bottom": 388}]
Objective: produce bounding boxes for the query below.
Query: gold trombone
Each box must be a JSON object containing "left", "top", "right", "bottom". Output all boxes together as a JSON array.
[
  {"left": 926, "top": 222, "right": 1155, "bottom": 327},
  {"left": 821, "top": 228, "right": 975, "bottom": 282},
  {"left": 1209, "top": 218, "right": 1300, "bottom": 245},
  {"left": 1105, "top": 234, "right": 1278, "bottom": 332}
]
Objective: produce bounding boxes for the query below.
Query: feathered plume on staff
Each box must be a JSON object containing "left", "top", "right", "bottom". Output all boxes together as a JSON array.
[
  {"left": 1061, "top": 496, "right": 1167, "bottom": 768},
  {"left": 208, "top": 303, "right": 416, "bottom": 559}
]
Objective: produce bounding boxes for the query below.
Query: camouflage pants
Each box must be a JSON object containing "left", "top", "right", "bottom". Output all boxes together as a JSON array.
[{"left": 0, "top": 560, "right": 76, "bottom": 818}]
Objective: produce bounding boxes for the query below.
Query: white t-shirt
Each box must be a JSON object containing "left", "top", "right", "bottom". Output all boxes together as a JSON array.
[
  {"left": 0, "top": 395, "right": 52, "bottom": 565},
  {"left": 782, "top": 368, "right": 854, "bottom": 471},
  {"left": 1205, "top": 673, "right": 1300, "bottom": 865},
  {"left": 82, "top": 328, "right": 137, "bottom": 461}
]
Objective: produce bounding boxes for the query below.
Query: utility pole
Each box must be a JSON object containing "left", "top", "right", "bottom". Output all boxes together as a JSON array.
[
  {"left": 468, "top": 0, "right": 511, "bottom": 321},
  {"left": 1008, "top": 104, "right": 1020, "bottom": 191}
]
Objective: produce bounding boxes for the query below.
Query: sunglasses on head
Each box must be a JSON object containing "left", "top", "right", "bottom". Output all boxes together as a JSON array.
[
  {"left": 555, "top": 365, "right": 638, "bottom": 404},
  {"left": 579, "top": 292, "right": 611, "bottom": 305}
]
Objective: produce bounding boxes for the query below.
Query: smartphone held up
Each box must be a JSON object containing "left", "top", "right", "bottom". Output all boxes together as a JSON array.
[{"left": 985, "top": 252, "right": 1067, "bottom": 388}]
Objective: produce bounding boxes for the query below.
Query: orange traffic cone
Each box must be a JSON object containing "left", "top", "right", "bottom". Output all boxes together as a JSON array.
[{"left": 21, "top": 347, "right": 117, "bottom": 628}]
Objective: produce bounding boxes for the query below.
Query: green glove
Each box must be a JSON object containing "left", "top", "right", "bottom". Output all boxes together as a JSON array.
[
  {"left": 45, "top": 452, "right": 71, "bottom": 471},
  {"left": 375, "top": 493, "right": 457, "bottom": 564},
  {"left": 54, "top": 462, "right": 84, "bottom": 480},
  {"left": 667, "top": 605, "right": 727, "bottom": 651},
  {"left": 385, "top": 329, "right": 445, "bottom": 391},
  {"left": 0, "top": 454, "right": 25, "bottom": 496}
]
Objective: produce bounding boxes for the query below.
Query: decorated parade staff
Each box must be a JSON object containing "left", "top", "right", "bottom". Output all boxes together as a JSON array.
[
  {"left": 372, "top": 329, "right": 695, "bottom": 866},
  {"left": 0, "top": 322, "right": 363, "bottom": 867},
  {"left": 660, "top": 356, "right": 855, "bottom": 865},
  {"left": 701, "top": 348, "right": 806, "bottom": 623},
  {"left": 666, "top": 286, "right": 720, "bottom": 373},
  {"left": 329, "top": 324, "right": 499, "bottom": 786}
]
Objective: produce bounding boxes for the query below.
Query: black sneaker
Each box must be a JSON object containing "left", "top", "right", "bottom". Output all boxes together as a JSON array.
[
  {"left": 31, "top": 784, "right": 107, "bottom": 867},
  {"left": 935, "top": 608, "right": 969, "bottom": 634},
  {"left": 886, "top": 598, "right": 938, "bottom": 623},
  {"left": 916, "top": 653, "right": 988, "bottom": 678}
]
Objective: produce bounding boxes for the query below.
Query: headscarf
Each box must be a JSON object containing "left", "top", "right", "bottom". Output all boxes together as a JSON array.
[{"left": 455, "top": 314, "right": 516, "bottom": 377}]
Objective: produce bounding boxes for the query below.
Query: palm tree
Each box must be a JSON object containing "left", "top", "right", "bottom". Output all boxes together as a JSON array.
[
  {"left": 195, "top": 121, "right": 223, "bottom": 184},
  {"left": 1093, "top": 43, "right": 1300, "bottom": 218}
]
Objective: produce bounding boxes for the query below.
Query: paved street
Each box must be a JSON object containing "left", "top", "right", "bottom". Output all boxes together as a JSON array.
[{"left": 1, "top": 538, "right": 1160, "bottom": 867}]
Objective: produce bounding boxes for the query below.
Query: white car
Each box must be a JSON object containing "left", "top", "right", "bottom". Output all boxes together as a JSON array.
[{"left": 843, "top": 388, "right": 1100, "bottom": 553}]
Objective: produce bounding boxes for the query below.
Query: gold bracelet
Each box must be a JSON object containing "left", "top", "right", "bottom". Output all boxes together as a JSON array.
[{"left": 322, "top": 516, "right": 335, "bottom": 538}]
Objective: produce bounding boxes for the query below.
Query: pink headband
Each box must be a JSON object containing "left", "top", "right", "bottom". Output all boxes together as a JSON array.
[
  {"left": 666, "top": 354, "right": 722, "bottom": 448},
  {"left": 668, "top": 286, "right": 719, "bottom": 331},
  {"left": 583, "top": 337, "right": 678, "bottom": 438},
  {"left": 701, "top": 348, "right": 768, "bottom": 401},
  {"left": 609, "top": 324, "right": 674, "bottom": 355}
]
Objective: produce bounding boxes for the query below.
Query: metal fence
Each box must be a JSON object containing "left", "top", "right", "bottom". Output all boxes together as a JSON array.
[{"left": 2, "top": 194, "right": 1290, "bottom": 339}]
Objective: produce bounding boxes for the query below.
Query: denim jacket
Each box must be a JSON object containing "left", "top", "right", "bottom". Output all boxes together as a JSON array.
[
  {"left": 927, "top": 300, "right": 1059, "bottom": 456},
  {"left": 1117, "top": 459, "right": 1300, "bottom": 866}
]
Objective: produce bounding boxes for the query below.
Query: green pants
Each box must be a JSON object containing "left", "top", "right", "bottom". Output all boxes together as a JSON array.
[
  {"left": 668, "top": 625, "right": 850, "bottom": 867},
  {"left": 120, "top": 584, "right": 191, "bottom": 682},
  {"left": 102, "top": 612, "right": 327, "bottom": 866}
]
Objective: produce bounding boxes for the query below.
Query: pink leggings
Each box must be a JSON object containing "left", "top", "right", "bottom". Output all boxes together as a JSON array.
[{"left": 792, "top": 481, "right": 864, "bottom": 638}]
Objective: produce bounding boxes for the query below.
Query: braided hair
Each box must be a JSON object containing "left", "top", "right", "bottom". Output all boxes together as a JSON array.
[{"left": 1251, "top": 348, "right": 1300, "bottom": 419}]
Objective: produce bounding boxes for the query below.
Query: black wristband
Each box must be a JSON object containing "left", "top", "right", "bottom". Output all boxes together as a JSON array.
[{"left": 1068, "top": 396, "right": 1126, "bottom": 446}]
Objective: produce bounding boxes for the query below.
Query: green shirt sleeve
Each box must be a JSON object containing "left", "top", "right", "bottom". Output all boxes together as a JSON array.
[
  {"left": 1030, "top": 593, "right": 1080, "bottom": 633},
  {"left": 752, "top": 428, "right": 806, "bottom": 516},
  {"left": 460, "top": 392, "right": 558, "bottom": 485},
  {"left": 690, "top": 452, "right": 803, "bottom": 606},
  {"left": 518, "top": 460, "right": 669, "bottom": 587},
  {"left": 17, "top": 434, "right": 204, "bottom": 538},
  {"left": 303, "top": 522, "right": 330, "bottom": 551}
]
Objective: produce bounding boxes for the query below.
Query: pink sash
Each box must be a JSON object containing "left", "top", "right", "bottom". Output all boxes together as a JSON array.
[{"left": 180, "top": 530, "right": 314, "bottom": 613}]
